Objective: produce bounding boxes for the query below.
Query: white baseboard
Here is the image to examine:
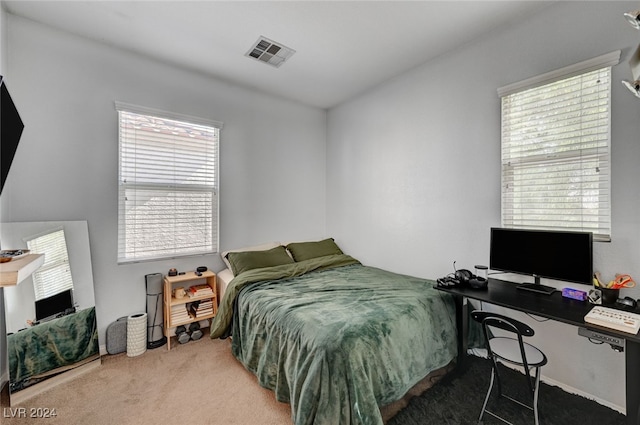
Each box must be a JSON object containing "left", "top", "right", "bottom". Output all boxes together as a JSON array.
[
  {"left": 467, "top": 351, "right": 625, "bottom": 414},
  {"left": 540, "top": 374, "right": 625, "bottom": 414}
]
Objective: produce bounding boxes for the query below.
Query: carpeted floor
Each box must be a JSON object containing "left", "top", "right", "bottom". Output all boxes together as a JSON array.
[
  {"left": 389, "top": 356, "right": 625, "bottom": 425},
  {"left": 3, "top": 339, "right": 625, "bottom": 425},
  {"left": 2, "top": 338, "right": 292, "bottom": 425}
]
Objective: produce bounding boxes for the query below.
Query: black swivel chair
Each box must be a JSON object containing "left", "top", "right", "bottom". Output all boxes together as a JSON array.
[{"left": 471, "top": 310, "right": 548, "bottom": 425}]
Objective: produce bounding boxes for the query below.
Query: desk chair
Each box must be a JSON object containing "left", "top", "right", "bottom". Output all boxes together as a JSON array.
[{"left": 471, "top": 310, "right": 548, "bottom": 425}]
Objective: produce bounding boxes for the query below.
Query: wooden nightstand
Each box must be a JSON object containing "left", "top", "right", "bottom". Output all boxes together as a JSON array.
[{"left": 163, "top": 270, "right": 217, "bottom": 350}]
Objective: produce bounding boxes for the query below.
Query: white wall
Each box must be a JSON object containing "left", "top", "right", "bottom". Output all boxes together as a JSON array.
[
  {"left": 327, "top": 1, "right": 640, "bottom": 412},
  {"left": 0, "top": 16, "right": 327, "bottom": 344},
  {"left": 0, "top": 0, "right": 8, "bottom": 397},
  {"left": 0, "top": 3, "right": 6, "bottom": 74}
]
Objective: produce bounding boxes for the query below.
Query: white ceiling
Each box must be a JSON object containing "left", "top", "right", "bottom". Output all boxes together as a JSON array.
[{"left": 3, "top": 1, "right": 554, "bottom": 109}]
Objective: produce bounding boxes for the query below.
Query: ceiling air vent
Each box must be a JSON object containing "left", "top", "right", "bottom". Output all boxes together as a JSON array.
[{"left": 245, "top": 36, "right": 295, "bottom": 68}]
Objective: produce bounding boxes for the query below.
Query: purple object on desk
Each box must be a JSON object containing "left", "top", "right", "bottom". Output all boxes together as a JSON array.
[{"left": 562, "top": 287, "right": 588, "bottom": 301}]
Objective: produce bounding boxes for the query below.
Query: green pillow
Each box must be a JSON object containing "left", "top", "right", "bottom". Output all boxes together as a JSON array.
[
  {"left": 226, "top": 245, "right": 294, "bottom": 276},
  {"left": 286, "top": 238, "right": 343, "bottom": 262}
]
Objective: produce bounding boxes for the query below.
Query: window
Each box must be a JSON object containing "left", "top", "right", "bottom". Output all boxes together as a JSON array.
[
  {"left": 498, "top": 51, "right": 620, "bottom": 242},
  {"left": 27, "top": 228, "right": 74, "bottom": 300},
  {"left": 116, "top": 102, "right": 222, "bottom": 263}
]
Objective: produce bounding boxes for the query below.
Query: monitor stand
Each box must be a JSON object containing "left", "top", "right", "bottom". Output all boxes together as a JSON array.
[{"left": 516, "top": 275, "right": 556, "bottom": 295}]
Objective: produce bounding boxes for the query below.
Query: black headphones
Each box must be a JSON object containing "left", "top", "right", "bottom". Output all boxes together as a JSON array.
[
  {"left": 455, "top": 269, "right": 473, "bottom": 284},
  {"left": 437, "top": 264, "right": 488, "bottom": 290},
  {"left": 455, "top": 268, "right": 488, "bottom": 289}
]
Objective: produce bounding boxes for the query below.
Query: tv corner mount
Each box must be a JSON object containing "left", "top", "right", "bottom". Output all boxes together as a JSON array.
[{"left": 622, "top": 10, "right": 640, "bottom": 99}]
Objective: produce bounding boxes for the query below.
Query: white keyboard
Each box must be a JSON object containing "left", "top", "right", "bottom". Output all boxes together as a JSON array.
[{"left": 585, "top": 306, "right": 640, "bottom": 334}]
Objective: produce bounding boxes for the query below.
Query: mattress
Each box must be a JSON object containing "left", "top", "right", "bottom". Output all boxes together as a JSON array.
[
  {"left": 210, "top": 254, "right": 458, "bottom": 425},
  {"left": 216, "top": 268, "right": 234, "bottom": 301}
]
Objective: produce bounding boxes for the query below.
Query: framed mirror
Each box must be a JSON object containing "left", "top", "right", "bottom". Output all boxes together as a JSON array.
[{"left": 1, "top": 220, "right": 99, "bottom": 402}]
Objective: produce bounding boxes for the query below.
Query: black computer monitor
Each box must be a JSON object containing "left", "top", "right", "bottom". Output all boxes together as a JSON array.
[
  {"left": 35, "top": 289, "right": 74, "bottom": 321},
  {"left": 490, "top": 227, "right": 593, "bottom": 287}
]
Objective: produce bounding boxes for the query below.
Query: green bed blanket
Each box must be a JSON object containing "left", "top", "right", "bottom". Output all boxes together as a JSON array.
[
  {"left": 8, "top": 306, "right": 99, "bottom": 389},
  {"left": 211, "top": 255, "right": 459, "bottom": 425}
]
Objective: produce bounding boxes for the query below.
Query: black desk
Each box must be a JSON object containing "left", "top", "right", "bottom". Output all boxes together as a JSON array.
[{"left": 437, "top": 278, "right": 640, "bottom": 425}]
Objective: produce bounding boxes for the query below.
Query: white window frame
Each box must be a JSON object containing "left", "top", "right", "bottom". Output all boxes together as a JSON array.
[
  {"left": 26, "top": 227, "right": 74, "bottom": 301},
  {"left": 498, "top": 51, "right": 620, "bottom": 242},
  {"left": 115, "top": 102, "right": 222, "bottom": 263}
]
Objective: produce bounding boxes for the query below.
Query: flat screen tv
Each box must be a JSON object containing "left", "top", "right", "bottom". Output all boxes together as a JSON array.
[
  {"left": 35, "top": 289, "right": 75, "bottom": 322},
  {"left": 1, "top": 75, "right": 25, "bottom": 195},
  {"left": 490, "top": 227, "right": 593, "bottom": 294}
]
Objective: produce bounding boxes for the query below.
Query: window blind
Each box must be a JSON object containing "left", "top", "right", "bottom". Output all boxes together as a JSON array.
[
  {"left": 26, "top": 228, "right": 74, "bottom": 301},
  {"left": 116, "top": 103, "right": 221, "bottom": 263},
  {"left": 500, "top": 66, "right": 612, "bottom": 241}
]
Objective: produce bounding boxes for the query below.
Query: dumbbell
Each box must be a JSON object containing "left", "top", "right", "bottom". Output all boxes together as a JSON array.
[
  {"left": 189, "top": 322, "right": 203, "bottom": 341},
  {"left": 176, "top": 325, "right": 190, "bottom": 344}
]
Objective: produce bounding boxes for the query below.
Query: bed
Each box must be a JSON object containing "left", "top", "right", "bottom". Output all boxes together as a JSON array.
[
  {"left": 210, "top": 239, "right": 461, "bottom": 425},
  {"left": 8, "top": 306, "right": 99, "bottom": 392}
]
